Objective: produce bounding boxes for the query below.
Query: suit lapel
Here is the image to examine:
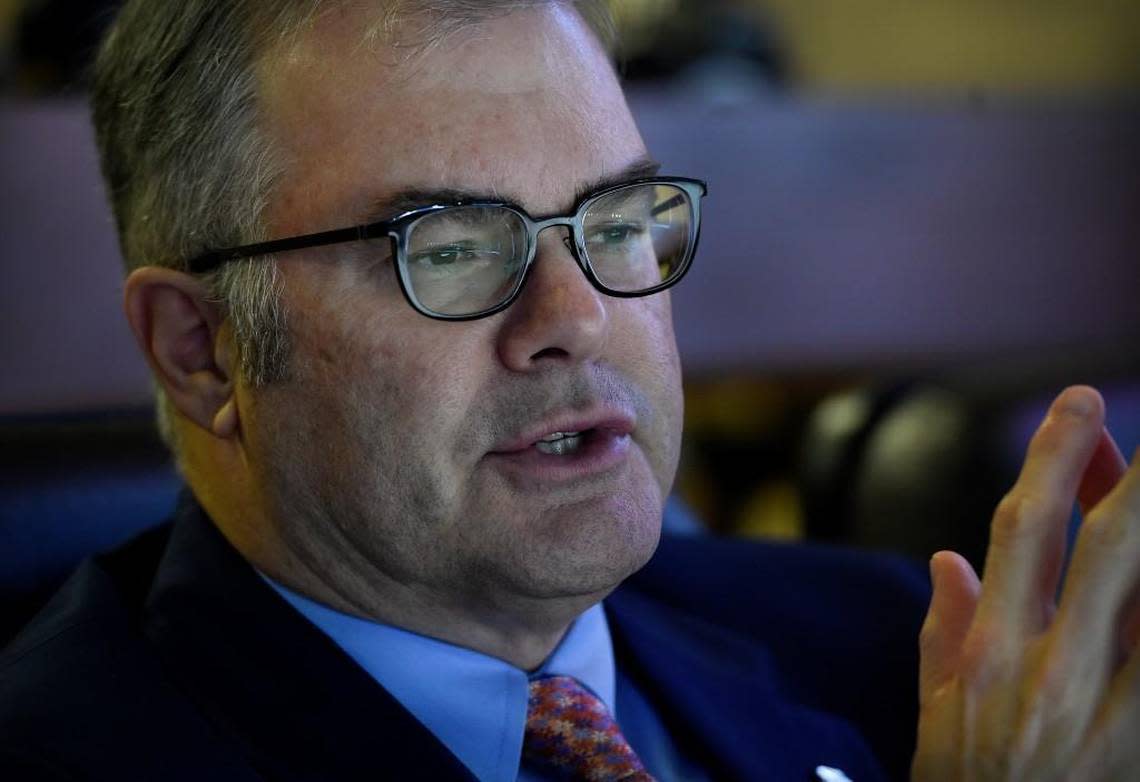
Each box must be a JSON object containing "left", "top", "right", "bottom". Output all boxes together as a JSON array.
[
  {"left": 606, "top": 587, "right": 886, "bottom": 782},
  {"left": 142, "top": 496, "right": 476, "bottom": 782}
]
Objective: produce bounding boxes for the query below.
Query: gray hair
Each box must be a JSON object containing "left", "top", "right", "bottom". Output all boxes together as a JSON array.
[{"left": 91, "top": 0, "right": 614, "bottom": 451}]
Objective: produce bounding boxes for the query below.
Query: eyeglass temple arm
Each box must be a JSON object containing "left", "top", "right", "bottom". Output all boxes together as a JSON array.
[{"left": 186, "top": 224, "right": 378, "bottom": 274}]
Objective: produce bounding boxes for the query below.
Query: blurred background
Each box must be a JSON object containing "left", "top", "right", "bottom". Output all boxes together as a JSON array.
[{"left": 2, "top": 0, "right": 1139, "bottom": 631}]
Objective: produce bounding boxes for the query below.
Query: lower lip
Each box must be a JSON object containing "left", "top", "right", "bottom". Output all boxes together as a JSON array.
[{"left": 485, "top": 429, "right": 632, "bottom": 484}]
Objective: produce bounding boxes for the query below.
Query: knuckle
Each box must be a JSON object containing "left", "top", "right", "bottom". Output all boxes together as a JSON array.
[
  {"left": 991, "top": 491, "right": 1047, "bottom": 546},
  {"left": 918, "top": 617, "right": 946, "bottom": 660},
  {"left": 1077, "top": 507, "right": 1136, "bottom": 557},
  {"left": 918, "top": 618, "right": 938, "bottom": 652},
  {"left": 957, "top": 621, "right": 1005, "bottom": 686},
  {"left": 1027, "top": 654, "right": 1071, "bottom": 706}
]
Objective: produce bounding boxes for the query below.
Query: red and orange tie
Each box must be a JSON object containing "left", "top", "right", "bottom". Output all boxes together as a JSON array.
[{"left": 524, "top": 675, "right": 655, "bottom": 782}]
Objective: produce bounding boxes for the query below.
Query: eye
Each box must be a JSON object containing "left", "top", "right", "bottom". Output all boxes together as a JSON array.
[
  {"left": 425, "top": 247, "right": 477, "bottom": 265},
  {"left": 413, "top": 245, "right": 499, "bottom": 265},
  {"left": 588, "top": 222, "right": 647, "bottom": 247},
  {"left": 408, "top": 245, "right": 506, "bottom": 283}
]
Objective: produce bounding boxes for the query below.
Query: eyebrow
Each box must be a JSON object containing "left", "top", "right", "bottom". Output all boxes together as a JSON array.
[
  {"left": 361, "top": 156, "right": 662, "bottom": 223},
  {"left": 571, "top": 157, "right": 662, "bottom": 202}
]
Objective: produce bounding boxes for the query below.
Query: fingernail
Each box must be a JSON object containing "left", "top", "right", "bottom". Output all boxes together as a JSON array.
[{"left": 1056, "top": 388, "right": 1094, "bottom": 419}]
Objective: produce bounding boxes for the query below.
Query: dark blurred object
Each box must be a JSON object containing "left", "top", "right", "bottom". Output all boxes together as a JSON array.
[
  {"left": 799, "top": 349, "right": 1140, "bottom": 572},
  {"left": 615, "top": 0, "right": 787, "bottom": 92},
  {"left": 679, "top": 376, "right": 846, "bottom": 538},
  {"left": 15, "top": 0, "right": 118, "bottom": 93}
]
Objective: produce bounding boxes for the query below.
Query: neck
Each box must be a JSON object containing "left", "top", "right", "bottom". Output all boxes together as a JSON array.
[{"left": 251, "top": 536, "right": 603, "bottom": 670}]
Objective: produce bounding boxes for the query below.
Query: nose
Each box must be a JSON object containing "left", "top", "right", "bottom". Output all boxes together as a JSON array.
[{"left": 496, "top": 226, "right": 609, "bottom": 372}]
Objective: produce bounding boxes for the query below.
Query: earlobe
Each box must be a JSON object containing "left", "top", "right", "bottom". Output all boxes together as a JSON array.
[{"left": 123, "top": 267, "right": 238, "bottom": 437}]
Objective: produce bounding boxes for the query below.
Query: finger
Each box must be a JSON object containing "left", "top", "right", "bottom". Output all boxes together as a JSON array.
[
  {"left": 1118, "top": 580, "right": 1140, "bottom": 666},
  {"left": 1068, "top": 630, "right": 1140, "bottom": 781},
  {"left": 975, "top": 386, "right": 1105, "bottom": 641},
  {"left": 1031, "top": 453, "right": 1140, "bottom": 760},
  {"left": 1055, "top": 451, "right": 1140, "bottom": 649},
  {"left": 919, "top": 551, "right": 981, "bottom": 704},
  {"left": 1075, "top": 427, "right": 1134, "bottom": 670},
  {"left": 912, "top": 683, "right": 967, "bottom": 782},
  {"left": 1078, "top": 428, "right": 1128, "bottom": 515}
]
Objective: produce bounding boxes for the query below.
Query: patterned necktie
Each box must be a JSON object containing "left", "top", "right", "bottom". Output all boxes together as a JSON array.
[{"left": 523, "top": 675, "right": 656, "bottom": 781}]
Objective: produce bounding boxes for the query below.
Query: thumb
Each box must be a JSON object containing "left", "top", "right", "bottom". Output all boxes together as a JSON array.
[{"left": 919, "top": 551, "right": 981, "bottom": 705}]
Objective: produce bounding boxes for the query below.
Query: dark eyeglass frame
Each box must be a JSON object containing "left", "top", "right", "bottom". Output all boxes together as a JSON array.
[{"left": 186, "top": 176, "right": 708, "bottom": 321}]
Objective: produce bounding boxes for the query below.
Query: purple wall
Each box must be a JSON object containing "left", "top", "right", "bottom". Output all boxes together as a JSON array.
[
  {"left": 629, "top": 93, "right": 1140, "bottom": 373},
  {"left": 2, "top": 95, "right": 1138, "bottom": 414},
  {"left": 1, "top": 101, "right": 153, "bottom": 414}
]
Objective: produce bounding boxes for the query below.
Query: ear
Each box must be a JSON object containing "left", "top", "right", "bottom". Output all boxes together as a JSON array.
[{"left": 123, "top": 267, "right": 239, "bottom": 439}]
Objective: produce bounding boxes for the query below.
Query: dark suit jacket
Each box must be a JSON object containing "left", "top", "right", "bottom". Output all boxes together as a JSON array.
[{"left": 0, "top": 494, "right": 928, "bottom": 781}]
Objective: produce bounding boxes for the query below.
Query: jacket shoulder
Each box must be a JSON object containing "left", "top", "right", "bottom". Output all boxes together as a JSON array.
[
  {"left": 0, "top": 525, "right": 256, "bottom": 780},
  {"left": 629, "top": 534, "right": 930, "bottom": 645},
  {"left": 622, "top": 535, "right": 930, "bottom": 782}
]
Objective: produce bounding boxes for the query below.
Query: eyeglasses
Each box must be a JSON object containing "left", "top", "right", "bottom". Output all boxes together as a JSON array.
[{"left": 187, "top": 176, "right": 707, "bottom": 321}]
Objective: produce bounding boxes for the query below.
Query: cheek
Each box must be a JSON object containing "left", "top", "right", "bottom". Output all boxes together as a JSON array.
[
  {"left": 616, "top": 293, "right": 683, "bottom": 400},
  {"left": 305, "top": 302, "right": 491, "bottom": 462},
  {"left": 609, "top": 295, "right": 685, "bottom": 477},
  {"left": 286, "top": 255, "right": 495, "bottom": 437},
  {"left": 274, "top": 328, "right": 488, "bottom": 536}
]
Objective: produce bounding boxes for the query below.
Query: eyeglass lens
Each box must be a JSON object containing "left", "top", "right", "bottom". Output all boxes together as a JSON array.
[{"left": 403, "top": 183, "right": 694, "bottom": 317}]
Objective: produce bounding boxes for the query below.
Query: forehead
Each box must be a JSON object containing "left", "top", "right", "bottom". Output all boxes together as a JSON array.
[{"left": 258, "top": 3, "right": 647, "bottom": 230}]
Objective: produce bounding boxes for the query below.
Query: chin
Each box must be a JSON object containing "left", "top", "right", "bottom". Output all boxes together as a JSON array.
[{"left": 499, "top": 483, "right": 664, "bottom": 600}]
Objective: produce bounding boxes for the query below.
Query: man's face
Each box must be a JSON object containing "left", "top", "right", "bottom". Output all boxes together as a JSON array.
[{"left": 245, "top": 4, "right": 684, "bottom": 616}]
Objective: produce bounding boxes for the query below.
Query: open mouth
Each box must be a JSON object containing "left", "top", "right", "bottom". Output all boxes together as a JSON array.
[{"left": 487, "top": 421, "right": 632, "bottom": 482}]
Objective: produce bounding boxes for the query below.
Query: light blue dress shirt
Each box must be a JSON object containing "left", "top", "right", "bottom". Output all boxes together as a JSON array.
[{"left": 264, "top": 577, "right": 708, "bottom": 782}]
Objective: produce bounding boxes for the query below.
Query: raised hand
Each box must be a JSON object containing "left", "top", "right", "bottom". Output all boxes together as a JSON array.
[{"left": 913, "top": 386, "right": 1139, "bottom": 781}]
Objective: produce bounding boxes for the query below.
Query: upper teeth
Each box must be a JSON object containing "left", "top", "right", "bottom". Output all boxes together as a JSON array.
[
  {"left": 539, "top": 431, "right": 580, "bottom": 442},
  {"left": 535, "top": 431, "right": 585, "bottom": 456}
]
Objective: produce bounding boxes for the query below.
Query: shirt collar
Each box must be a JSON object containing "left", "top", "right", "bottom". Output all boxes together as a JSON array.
[{"left": 262, "top": 576, "right": 615, "bottom": 782}]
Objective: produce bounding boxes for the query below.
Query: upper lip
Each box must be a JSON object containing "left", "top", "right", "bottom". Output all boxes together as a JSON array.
[{"left": 488, "top": 408, "right": 635, "bottom": 453}]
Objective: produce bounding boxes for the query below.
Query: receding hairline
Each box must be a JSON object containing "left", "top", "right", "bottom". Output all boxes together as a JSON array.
[{"left": 256, "top": 0, "right": 615, "bottom": 77}]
